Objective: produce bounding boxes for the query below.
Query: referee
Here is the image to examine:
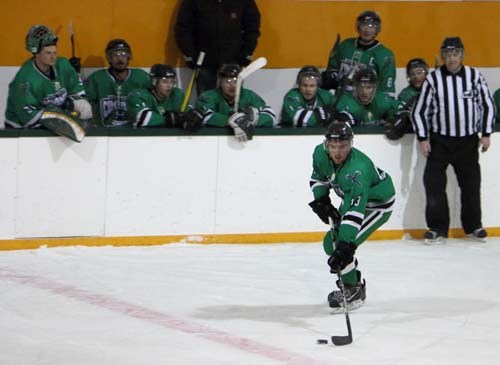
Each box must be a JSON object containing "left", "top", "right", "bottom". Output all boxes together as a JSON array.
[{"left": 412, "top": 36, "right": 495, "bottom": 245}]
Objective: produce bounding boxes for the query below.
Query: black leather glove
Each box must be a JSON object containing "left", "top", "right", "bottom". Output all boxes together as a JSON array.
[
  {"left": 179, "top": 109, "right": 204, "bottom": 132},
  {"left": 69, "top": 57, "right": 81, "bottom": 73},
  {"left": 327, "top": 241, "right": 356, "bottom": 273},
  {"left": 308, "top": 195, "right": 341, "bottom": 225},
  {"left": 321, "top": 69, "right": 338, "bottom": 90}
]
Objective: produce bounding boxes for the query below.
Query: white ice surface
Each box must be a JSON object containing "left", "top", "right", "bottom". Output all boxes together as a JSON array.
[{"left": 1, "top": 238, "right": 500, "bottom": 365}]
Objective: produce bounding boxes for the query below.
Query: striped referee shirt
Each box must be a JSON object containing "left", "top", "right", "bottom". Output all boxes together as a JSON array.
[{"left": 412, "top": 65, "right": 495, "bottom": 141}]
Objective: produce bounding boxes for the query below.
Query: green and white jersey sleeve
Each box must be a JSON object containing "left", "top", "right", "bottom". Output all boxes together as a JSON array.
[
  {"left": 127, "top": 87, "right": 184, "bottom": 127},
  {"left": 335, "top": 91, "right": 399, "bottom": 126},
  {"left": 85, "top": 68, "right": 151, "bottom": 127},
  {"left": 326, "top": 38, "right": 396, "bottom": 98},
  {"left": 280, "top": 88, "right": 336, "bottom": 127},
  {"left": 397, "top": 85, "right": 420, "bottom": 113},
  {"left": 195, "top": 88, "right": 276, "bottom": 127},
  {"left": 310, "top": 144, "right": 395, "bottom": 243},
  {"left": 5, "top": 57, "right": 85, "bottom": 128}
]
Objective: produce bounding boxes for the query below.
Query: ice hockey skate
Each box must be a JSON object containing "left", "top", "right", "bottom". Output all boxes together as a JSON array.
[
  {"left": 328, "top": 277, "right": 366, "bottom": 313},
  {"left": 466, "top": 228, "right": 487, "bottom": 243},
  {"left": 423, "top": 230, "right": 446, "bottom": 245}
]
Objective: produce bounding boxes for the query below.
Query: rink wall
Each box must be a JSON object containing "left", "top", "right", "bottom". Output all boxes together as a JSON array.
[{"left": 1, "top": 128, "right": 500, "bottom": 250}]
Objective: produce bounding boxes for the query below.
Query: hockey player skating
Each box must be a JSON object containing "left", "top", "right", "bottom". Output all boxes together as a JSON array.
[
  {"left": 335, "top": 68, "right": 399, "bottom": 126},
  {"left": 85, "top": 39, "right": 150, "bottom": 127},
  {"left": 322, "top": 10, "right": 396, "bottom": 99},
  {"left": 385, "top": 58, "right": 429, "bottom": 140},
  {"left": 5, "top": 25, "right": 92, "bottom": 142},
  {"left": 280, "top": 66, "right": 336, "bottom": 127},
  {"left": 127, "top": 64, "right": 202, "bottom": 130},
  {"left": 195, "top": 64, "right": 276, "bottom": 142},
  {"left": 308, "top": 114, "right": 395, "bottom": 310}
]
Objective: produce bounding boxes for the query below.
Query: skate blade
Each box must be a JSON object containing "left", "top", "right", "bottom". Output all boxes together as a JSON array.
[{"left": 329, "top": 300, "right": 364, "bottom": 314}]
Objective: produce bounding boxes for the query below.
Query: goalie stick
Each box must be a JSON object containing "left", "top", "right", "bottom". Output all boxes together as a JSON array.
[
  {"left": 329, "top": 217, "right": 353, "bottom": 346},
  {"left": 181, "top": 51, "right": 206, "bottom": 112},
  {"left": 234, "top": 57, "right": 267, "bottom": 112}
]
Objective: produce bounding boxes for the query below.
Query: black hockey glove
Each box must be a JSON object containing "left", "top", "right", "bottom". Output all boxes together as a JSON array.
[
  {"left": 308, "top": 195, "right": 341, "bottom": 225},
  {"left": 384, "top": 112, "right": 412, "bottom": 140},
  {"left": 179, "top": 109, "right": 204, "bottom": 132},
  {"left": 321, "top": 69, "right": 338, "bottom": 90},
  {"left": 228, "top": 112, "right": 254, "bottom": 142},
  {"left": 164, "top": 111, "right": 180, "bottom": 128},
  {"left": 313, "top": 106, "right": 333, "bottom": 126},
  {"left": 69, "top": 57, "right": 81, "bottom": 73},
  {"left": 328, "top": 241, "right": 356, "bottom": 274}
]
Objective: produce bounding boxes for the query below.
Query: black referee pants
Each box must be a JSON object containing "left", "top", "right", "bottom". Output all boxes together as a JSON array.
[{"left": 423, "top": 134, "right": 482, "bottom": 237}]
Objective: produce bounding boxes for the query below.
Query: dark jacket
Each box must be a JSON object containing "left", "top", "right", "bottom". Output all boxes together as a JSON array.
[{"left": 175, "top": 0, "right": 261, "bottom": 68}]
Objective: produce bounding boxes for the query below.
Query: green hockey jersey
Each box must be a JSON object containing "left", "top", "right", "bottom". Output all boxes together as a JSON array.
[
  {"left": 195, "top": 88, "right": 276, "bottom": 127},
  {"left": 326, "top": 38, "right": 396, "bottom": 98},
  {"left": 280, "top": 88, "right": 336, "bottom": 127},
  {"left": 85, "top": 68, "right": 151, "bottom": 127},
  {"left": 5, "top": 57, "right": 85, "bottom": 128},
  {"left": 335, "top": 91, "right": 399, "bottom": 126},
  {"left": 127, "top": 87, "right": 185, "bottom": 127},
  {"left": 397, "top": 85, "right": 420, "bottom": 111},
  {"left": 310, "top": 144, "right": 395, "bottom": 243}
]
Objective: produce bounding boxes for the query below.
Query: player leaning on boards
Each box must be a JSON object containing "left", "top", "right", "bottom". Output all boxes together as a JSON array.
[
  {"left": 127, "top": 64, "right": 202, "bottom": 131},
  {"left": 385, "top": 58, "right": 430, "bottom": 140},
  {"left": 322, "top": 10, "right": 396, "bottom": 99},
  {"left": 280, "top": 66, "right": 336, "bottom": 127},
  {"left": 85, "top": 39, "right": 151, "bottom": 127},
  {"left": 334, "top": 68, "right": 399, "bottom": 127},
  {"left": 411, "top": 37, "right": 495, "bottom": 245},
  {"left": 308, "top": 114, "right": 395, "bottom": 310},
  {"left": 4, "top": 25, "right": 92, "bottom": 142},
  {"left": 194, "top": 64, "right": 276, "bottom": 142}
]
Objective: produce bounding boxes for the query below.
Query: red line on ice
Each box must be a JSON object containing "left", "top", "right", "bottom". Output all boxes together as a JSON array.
[{"left": 0, "top": 268, "right": 331, "bottom": 365}]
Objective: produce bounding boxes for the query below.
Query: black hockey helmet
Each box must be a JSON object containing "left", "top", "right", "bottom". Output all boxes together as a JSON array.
[
  {"left": 356, "top": 10, "right": 381, "bottom": 32},
  {"left": 325, "top": 114, "right": 354, "bottom": 142},
  {"left": 296, "top": 65, "right": 321, "bottom": 86},
  {"left": 406, "top": 58, "right": 429, "bottom": 78},
  {"left": 150, "top": 64, "right": 176, "bottom": 79},
  {"left": 105, "top": 38, "right": 132, "bottom": 58},
  {"left": 440, "top": 37, "right": 464, "bottom": 54},
  {"left": 217, "top": 64, "right": 241, "bottom": 79},
  {"left": 25, "top": 25, "right": 58, "bottom": 54},
  {"left": 353, "top": 68, "right": 378, "bottom": 86}
]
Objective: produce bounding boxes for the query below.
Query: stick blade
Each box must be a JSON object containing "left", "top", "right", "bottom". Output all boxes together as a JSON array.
[
  {"left": 239, "top": 57, "right": 267, "bottom": 79},
  {"left": 331, "top": 335, "right": 352, "bottom": 346}
]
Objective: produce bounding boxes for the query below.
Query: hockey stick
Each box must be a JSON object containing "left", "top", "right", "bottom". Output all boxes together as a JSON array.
[
  {"left": 234, "top": 57, "right": 267, "bottom": 112},
  {"left": 181, "top": 51, "right": 206, "bottom": 112},
  {"left": 67, "top": 20, "right": 81, "bottom": 73},
  {"left": 328, "top": 217, "right": 353, "bottom": 346},
  {"left": 68, "top": 20, "right": 75, "bottom": 58}
]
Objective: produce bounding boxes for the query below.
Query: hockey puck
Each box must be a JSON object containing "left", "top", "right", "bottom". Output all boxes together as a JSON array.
[{"left": 316, "top": 339, "right": 328, "bottom": 344}]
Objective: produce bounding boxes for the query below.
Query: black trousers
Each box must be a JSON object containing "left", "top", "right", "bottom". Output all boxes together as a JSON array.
[
  {"left": 423, "top": 134, "right": 482, "bottom": 236},
  {"left": 195, "top": 67, "right": 218, "bottom": 96}
]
